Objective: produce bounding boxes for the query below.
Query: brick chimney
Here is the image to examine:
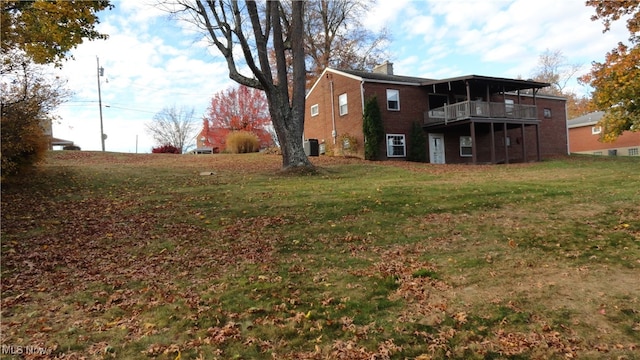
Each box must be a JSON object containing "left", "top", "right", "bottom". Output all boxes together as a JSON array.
[{"left": 373, "top": 61, "right": 393, "bottom": 75}]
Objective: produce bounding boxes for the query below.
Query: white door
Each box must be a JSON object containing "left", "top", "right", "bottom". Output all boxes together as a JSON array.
[{"left": 429, "top": 133, "right": 445, "bottom": 164}]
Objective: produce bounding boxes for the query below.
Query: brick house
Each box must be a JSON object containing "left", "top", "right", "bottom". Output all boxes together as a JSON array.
[
  {"left": 304, "top": 63, "right": 568, "bottom": 164},
  {"left": 568, "top": 111, "right": 640, "bottom": 156},
  {"left": 194, "top": 124, "right": 222, "bottom": 154},
  {"left": 41, "top": 118, "right": 75, "bottom": 150}
]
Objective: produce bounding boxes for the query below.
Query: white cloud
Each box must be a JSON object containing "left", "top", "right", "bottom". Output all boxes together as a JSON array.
[
  {"left": 363, "top": 0, "right": 415, "bottom": 31},
  {"left": 404, "top": 14, "right": 437, "bottom": 39},
  {"left": 50, "top": 0, "right": 233, "bottom": 153},
  {"left": 393, "top": 0, "right": 631, "bottom": 80},
  {"left": 49, "top": 0, "right": 635, "bottom": 151}
]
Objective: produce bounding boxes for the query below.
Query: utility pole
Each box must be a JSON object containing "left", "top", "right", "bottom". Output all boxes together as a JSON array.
[{"left": 97, "top": 56, "right": 105, "bottom": 151}]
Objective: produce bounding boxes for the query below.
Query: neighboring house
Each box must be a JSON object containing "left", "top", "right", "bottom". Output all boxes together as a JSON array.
[
  {"left": 568, "top": 111, "right": 640, "bottom": 156},
  {"left": 50, "top": 137, "right": 75, "bottom": 149},
  {"left": 195, "top": 124, "right": 222, "bottom": 154},
  {"left": 41, "top": 118, "right": 75, "bottom": 150},
  {"left": 196, "top": 123, "right": 274, "bottom": 153},
  {"left": 304, "top": 63, "right": 568, "bottom": 164}
]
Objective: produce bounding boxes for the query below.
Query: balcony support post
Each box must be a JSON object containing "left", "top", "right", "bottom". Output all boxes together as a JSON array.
[
  {"left": 503, "top": 122, "right": 509, "bottom": 164},
  {"left": 536, "top": 123, "right": 541, "bottom": 161},
  {"left": 471, "top": 121, "right": 477, "bottom": 164},
  {"left": 521, "top": 123, "right": 527, "bottom": 162},
  {"left": 490, "top": 122, "right": 496, "bottom": 164}
]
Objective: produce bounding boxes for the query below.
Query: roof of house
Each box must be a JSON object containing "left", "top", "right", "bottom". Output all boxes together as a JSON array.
[
  {"left": 335, "top": 68, "right": 434, "bottom": 84},
  {"left": 568, "top": 111, "right": 604, "bottom": 128},
  {"left": 323, "top": 68, "right": 550, "bottom": 90},
  {"left": 423, "top": 75, "right": 550, "bottom": 92},
  {"left": 50, "top": 137, "right": 74, "bottom": 146}
]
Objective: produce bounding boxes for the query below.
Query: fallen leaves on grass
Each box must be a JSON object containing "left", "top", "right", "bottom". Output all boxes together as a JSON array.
[{"left": 2, "top": 152, "right": 638, "bottom": 359}]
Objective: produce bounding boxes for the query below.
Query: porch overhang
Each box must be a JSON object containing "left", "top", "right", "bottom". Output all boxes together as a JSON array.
[
  {"left": 422, "top": 75, "right": 549, "bottom": 94},
  {"left": 423, "top": 117, "right": 540, "bottom": 131}
]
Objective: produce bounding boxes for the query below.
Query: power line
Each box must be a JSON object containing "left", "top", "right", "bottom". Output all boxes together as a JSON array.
[
  {"left": 59, "top": 102, "right": 204, "bottom": 122},
  {"left": 104, "top": 104, "right": 158, "bottom": 115}
]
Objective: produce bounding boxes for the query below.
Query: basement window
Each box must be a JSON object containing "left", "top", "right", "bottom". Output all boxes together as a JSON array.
[
  {"left": 460, "top": 136, "right": 472, "bottom": 157},
  {"left": 629, "top": 148, "right": 639, "bottom": 156},
  {"left": 386, "top": 134, "right": 406, "bottom": 157}
]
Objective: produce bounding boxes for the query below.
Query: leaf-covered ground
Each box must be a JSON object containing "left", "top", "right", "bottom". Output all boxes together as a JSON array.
[{"left": 1, "top": 152, "right": 639, "bottom": 359}]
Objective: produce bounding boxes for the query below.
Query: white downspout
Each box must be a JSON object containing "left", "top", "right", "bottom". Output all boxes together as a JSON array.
[
  {"left": 565, "top": 98, "right": 570, "bottom": 154},
  {"left": 360, "top": 80, "right": 366, "bottom": 154},
  {"left": 360, "top": 80, "right": 365, "bottom": 113},
  {"left": 329, "top": 76, "right": 337, "bottom": 144}
]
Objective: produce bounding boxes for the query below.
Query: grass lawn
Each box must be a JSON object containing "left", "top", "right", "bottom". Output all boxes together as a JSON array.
[{"left": 1, "top": 151, "right": 639, "bottom": 359}]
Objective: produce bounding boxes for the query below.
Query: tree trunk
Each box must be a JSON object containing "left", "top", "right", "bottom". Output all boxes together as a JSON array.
[
  {"left": 267, "top": 90, "right": 312, "bottom": 169},
  {"left": 181, "top": 0, "right": 313, "bottom": 169},
  {"left": 269, "top": 0, "right": 312, "bottom": 169}
]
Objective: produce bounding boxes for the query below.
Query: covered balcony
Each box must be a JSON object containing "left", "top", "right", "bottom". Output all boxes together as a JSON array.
[
  {"left": 424, "top": 100, "right": 538, "bottom": 126},
  {"left": 420, "top": 75, "right": 551, "bottom": 164}
]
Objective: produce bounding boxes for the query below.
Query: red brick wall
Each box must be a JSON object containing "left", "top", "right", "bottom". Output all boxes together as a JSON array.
[
  {"left": 528, "top": 96, "right": 568, "bottom": 157},
  {"left": 361, "top": 83, "right": 431, "bottom": 160},
  {"left": 304, "top": 72, "right": 365, "bottom": 156},
  {"left": 569, "top": 126, "right": 640, "bottom": 153},
  {"left": 304, "top": 72, "right": 431, "bottom": 159}
]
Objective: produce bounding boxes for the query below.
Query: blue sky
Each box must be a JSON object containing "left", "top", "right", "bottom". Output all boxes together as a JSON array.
[{"left": 51, "top": 0, "right": 629, "bottom": 153}]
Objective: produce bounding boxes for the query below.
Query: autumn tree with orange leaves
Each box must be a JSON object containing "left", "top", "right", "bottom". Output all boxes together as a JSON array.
[
  {"left": 1, "top": 1, "right": 113, "bottom": 67},
  {"left": 579, "top": 0, "right": 640, "bottom": 141},
  {"left": 201, "top": 85, "right": 274, "bottom": 151}
]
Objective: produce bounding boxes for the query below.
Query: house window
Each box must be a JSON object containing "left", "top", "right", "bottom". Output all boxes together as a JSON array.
[
  {"left": 629, "top": 148, "right": 639, "bottom": 156},
  {"left": 543, "top": 108, "right": 552, "bottom": 118},
  {"left": 387, "top": 89, "right": 400, "bottom": 111},
  {"left": 592, "top": 126, "right": 602, "bottom": 135},
  {"left": 386, "top": 134, "right": 406, "bottom": 157},
  {"left": 338, "top": 93, "right": 348, "bottom": 116},
  {"left": 460, "top": 136, "right": 472, "bottom": 157},
  {"left": 310, "top": 104, "right": 319, "bottom": 117}
]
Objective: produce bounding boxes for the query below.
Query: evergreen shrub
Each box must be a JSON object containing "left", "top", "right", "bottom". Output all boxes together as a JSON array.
[{"left": 408, "top": 121, "right": 428, "bottom": 162}]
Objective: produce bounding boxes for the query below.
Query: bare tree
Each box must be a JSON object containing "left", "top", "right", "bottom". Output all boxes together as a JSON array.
[
  {"left": 301, "top": 0, "right": 390, "bottom": 83},
  {"left": 531, "top": 49, "right": 582, "bottom": 96},
  {"left": 529, "top": 49, "right": 592, "bottom": 119},
  {"left": 146, "top": 105, "right": 198, "bottom": 153},
  {"left": 160, "top": 0, "right": 311, "bottom": 169}
]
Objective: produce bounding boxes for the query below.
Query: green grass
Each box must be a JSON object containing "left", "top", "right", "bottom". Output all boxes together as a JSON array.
[{"left": 1, "top": 152, "right": 639, "bottom": 359}]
